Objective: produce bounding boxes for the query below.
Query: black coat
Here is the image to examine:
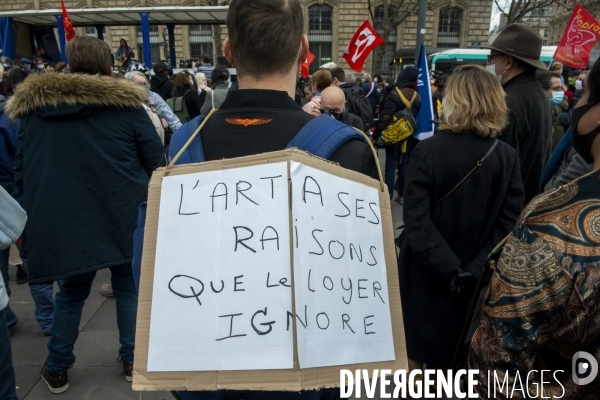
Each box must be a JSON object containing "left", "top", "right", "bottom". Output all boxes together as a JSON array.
[
  {"left": 150, "top": 74, "right": 174, "bottom": 102},
  {"left": 8, "top": 73, "right": 164, "bottom": 284},
  {"left": 501, "top": 71, "right": 552, "bottom": 203},
  {"left": 174, "top": 88, "right": 203, "bottom": 120},
  {"left": 399, "top": 129, "right": 524, "bottom": 367}
]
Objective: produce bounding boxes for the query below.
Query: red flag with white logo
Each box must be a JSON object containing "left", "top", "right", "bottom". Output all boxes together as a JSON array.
[
  {"left": 342, "top": 20, "right": 384, "bottom": 73},
  {"left": 301, "top": 50, "right": 316, "bottom": 79},
  {"left": 554, "top": 4, "right": 600, "bottom": 69},
  {"left": 61, "top": 0, "right": 75, "bottom": 41}
]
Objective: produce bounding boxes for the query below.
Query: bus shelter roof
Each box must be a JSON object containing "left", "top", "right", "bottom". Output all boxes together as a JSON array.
[{"left": 0, "top": 6, "right": 228, "bottom": 27}]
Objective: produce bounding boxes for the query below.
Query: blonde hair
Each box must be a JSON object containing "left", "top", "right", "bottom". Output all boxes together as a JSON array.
[
  {"left": 550, "top": 61, "right": 563, "bottom": 71},
  {"left": 439, "top": 65, "right": 507, "bottom": 138}
]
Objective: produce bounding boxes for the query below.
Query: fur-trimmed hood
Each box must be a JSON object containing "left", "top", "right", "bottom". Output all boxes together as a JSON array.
[{"left": 6, "top": 73, "right": 148, "bottom": 120}]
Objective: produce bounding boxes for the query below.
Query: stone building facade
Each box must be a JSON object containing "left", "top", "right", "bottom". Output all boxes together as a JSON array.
[
  {"left": 6, "top": 0, "right": 492, "bottom": 77},
  {"left": 491, "top": 6, "right": 553, "bottom": 46}
]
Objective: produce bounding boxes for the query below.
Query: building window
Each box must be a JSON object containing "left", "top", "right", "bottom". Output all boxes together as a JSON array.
[
  {"left": 374, "top": 6, "right": 396, "bottom": 75},
  {"left": 544, "top": 28, "right": 550, "bottom": 37},
  {"left": 437, "top": 8, "right": 462, "bottom": 48},
  {"left": 84, "top": 26, "right": 106, "bottom": 42},
  {"left": 308, "top": 5, "right": 333, "bottom": 74},
  {"left": 136, "top": 26, "right": 161, "bottom": 65},
  {"left": 189, "top": 25, "right": 213, "bottom": 61}
]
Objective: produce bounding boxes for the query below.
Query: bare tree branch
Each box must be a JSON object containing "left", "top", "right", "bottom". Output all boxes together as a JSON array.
[{"left": 367, "top": 0, "right": 376, "bottom": 26}]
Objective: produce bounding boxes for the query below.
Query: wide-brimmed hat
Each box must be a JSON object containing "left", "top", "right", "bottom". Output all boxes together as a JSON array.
[{"left": 484, "top": 23, "right": 547, "bottom": 71}]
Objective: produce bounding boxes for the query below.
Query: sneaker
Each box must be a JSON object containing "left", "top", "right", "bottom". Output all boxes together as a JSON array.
[
  {"left": 41, "top": 361, "right": 69, "bottom": 394},
  {"left": 16, "top": 264, "right": 28, "bottom": 285},
  {"left": 394, "top": 196, "right": 403, "bottom": 205},
  {"left": 100, "top": 283, "right": 114, "bottom": 298},
  {"left": 118, "top": 357, "right": 133, "bottom": 382},
  {"left": 42, "top": 329, "right": 52, "bottom": 337}
]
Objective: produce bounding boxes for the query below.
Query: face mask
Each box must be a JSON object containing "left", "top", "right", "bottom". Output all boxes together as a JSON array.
[
  {"left": 1, "top": 63, "right": 8, "bottom": 68},
  {"left": 550, "top": 91, "right": 564, "bottom": 107},
  {"left": 374, "top": 78, "right": 378, "bottom": 83},
  {"left": 311, "top": 88, "right": 317, "bottom": 96},
  {"left": 486, "top": 63, "right": 504, "bottom": 83},
  {"left": 37, "top": 64, "right": 44, "bottom": 69},
  {"left": 571, "top": 99, "right": 600, "bottom": 163},
  {"left": 576, "top": 80, "right": 583, "bottom": 91}
]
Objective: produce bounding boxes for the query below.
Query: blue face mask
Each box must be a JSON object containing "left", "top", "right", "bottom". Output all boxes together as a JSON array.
[{"left": 550, "top": 91, "right": 564, "bottom": 107}]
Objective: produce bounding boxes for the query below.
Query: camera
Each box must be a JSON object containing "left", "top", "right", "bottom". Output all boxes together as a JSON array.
[{"left": 431, "top": 70, "right": 448, "bottom": 88}]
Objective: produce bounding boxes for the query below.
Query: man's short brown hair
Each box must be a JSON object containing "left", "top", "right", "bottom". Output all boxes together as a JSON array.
[
  {"left": 67, "top": 36, "right": 112, "bottom": 76},
  {"left": 330, "top": 67, "right": 345, "bottom": 83},
  {"left": 226, "top": 0, "right": 303, "bottom": 78}
]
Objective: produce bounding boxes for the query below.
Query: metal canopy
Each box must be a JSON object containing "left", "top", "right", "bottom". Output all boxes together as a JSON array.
[{"left": 0, "top": 6, "right": 229, "bottom": 27}]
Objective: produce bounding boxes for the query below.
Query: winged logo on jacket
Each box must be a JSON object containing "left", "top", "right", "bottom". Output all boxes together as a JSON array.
[{"left": 225, "top": 117, "right": 273, "bottom": 127}]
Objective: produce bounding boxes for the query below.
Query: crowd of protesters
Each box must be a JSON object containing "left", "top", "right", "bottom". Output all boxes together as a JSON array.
[{"left": 1, "top": 0, "right": 600, "bottom": 398}]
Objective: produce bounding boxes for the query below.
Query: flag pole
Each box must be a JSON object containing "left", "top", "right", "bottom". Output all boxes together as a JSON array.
[{"left": 336, "top": 57, "right": 343, "bottom": 66}]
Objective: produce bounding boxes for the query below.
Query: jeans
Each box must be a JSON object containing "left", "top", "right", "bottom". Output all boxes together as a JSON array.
[
  {"left": 46, "top": 264, "right": 137, "bottom": 374},
  {"left": 0, "top": 308, "right": 18, "bottom": 400},
  {"left": 384, "top": 144, "right": 399, "bottom": 199},
  {"left": 0, "top": 246, "right": 54, "bottom": 333}
]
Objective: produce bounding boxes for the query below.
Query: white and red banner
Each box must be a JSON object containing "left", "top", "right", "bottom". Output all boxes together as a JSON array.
[
  {"left": 342, "top": 20, "right": 384, "bottom": 73},
  {"left": 554, "top": 4, "right": 600, "bottom": 69},
  {"left": 301, "top": 50, "right": 316, "bottom": 79}
]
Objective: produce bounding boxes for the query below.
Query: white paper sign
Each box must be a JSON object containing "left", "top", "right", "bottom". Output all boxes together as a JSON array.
[
  {"left": 290, "top": 162, "right": 395, "bottom": 368},
  {"left": 148, "top": 162, "right": 293, "bottom": 371}
]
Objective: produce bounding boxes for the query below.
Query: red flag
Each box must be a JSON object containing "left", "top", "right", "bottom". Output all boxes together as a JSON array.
[
  {"left": 342, "top": 20, "right": 384, "bottom": 73},
  {"left": 301, "top": 50, "right": 316, "bottom": 79},
  {"left": 554, "top": 4, "right": 600, "bottom": 69},
  {"left": 61, "top": 0, "right": 75, "bottom": 41}
]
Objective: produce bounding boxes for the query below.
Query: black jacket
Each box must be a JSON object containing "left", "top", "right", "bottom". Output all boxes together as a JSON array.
[
  {"left": 150, "top": 74, "right": 174, "bottom": 102},
  {"left": 374, "top": 88, "right": 421, "bottom": 140},
  {"left": 7, "top": 73, "right": 164, "bottom": 284},
  {"left": 197, "top": 89, "right": 377, "bottom": 178},
  {"left": 501, "top": 70, "right": 552, "bottom": 203},
  {"left": 399, "top": 129, "right": 524, "bottom": 367},
  {"left": 341, "top": 111, "right": 363, "bottom": 131}
]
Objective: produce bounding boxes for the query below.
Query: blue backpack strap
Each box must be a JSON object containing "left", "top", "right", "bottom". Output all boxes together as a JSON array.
[
  {"left": 286, "top": 115, "right": 366, "bottom": 159},
  {"left": 168, "top": 115, "right": 207, "bottom": 165}
]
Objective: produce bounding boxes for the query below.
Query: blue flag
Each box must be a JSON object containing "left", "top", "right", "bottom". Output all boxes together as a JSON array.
[
  {"left": 0, "top": 18, "right": 17, "bottom": 61},
  {"left": 415, "top": 44, "right": 434, "bottom": 140}
]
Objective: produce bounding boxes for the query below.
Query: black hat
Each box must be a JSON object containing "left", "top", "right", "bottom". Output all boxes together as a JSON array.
[
  {"left": 396, "top": 66, "right": 419, "bottom": 89},
  {"left": 154, "top": 62, "right": 168, "bottom": 73},
  {"left": 484, "top": 23, "right": 547, "bottom": 71}
]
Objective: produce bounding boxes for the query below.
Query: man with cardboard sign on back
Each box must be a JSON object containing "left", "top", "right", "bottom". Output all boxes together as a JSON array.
[{"left": 133, "top": 0, "right": 384, "bottom": 399}]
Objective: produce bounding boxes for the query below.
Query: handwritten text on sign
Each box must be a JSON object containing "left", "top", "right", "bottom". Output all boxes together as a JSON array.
[
  {"left": 291, "top": 162, "right": 394, "bottom": 368},
  {"left": 147, "top": 161, "right": 394, "bottom": 372},
  {"left": 148, "top": 162, "right": 292, "bottom": 371}
]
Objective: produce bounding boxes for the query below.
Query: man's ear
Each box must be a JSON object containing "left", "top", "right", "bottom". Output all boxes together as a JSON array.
[
  {"left": 299, "top": 34, "right": 309, "bottom": 64},
  {"left": 223, "top": 38, "right": 234, "bottom": 67},
  {"left": 505, "top": 55, "right": 515, "bottom": 71}
]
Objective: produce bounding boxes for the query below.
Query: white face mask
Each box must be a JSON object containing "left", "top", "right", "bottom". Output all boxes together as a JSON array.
[
  {"left": 576, "top": 80, "right": 583, "bottom": 91},
  {"left": 486, "top": 62, "right": 505, "bottom": 84},
  {"left": 37, "top": 64, "right": 44, "bottom": 69},
  {"left": 374, "top": 78, "right": 378, "bottom": 83}
]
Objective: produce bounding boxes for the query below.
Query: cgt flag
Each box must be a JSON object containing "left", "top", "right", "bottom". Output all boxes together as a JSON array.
[
  {"left": 415, "top": 44, "right": 434, "bottom": 140},
  {"left": 554, "top": 4, "right": 600, "bottom": 69},
  {"left": 61, "top": 0, "right": 75, "bottom": 41},
  {"left": 301, "top": 50, "right": 316, "bottom": 79},
  {"left": 342, "top": 20, "right": 384, "bottom": 73}
]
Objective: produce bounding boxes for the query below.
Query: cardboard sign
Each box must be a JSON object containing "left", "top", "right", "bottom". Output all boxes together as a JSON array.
[{"left": 134, "top": 149, "right": 407, "bottom": 391}]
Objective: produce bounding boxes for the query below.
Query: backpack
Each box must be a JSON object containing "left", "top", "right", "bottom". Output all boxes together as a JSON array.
[
  {"left": 131, "top": 115, "right": 368, "bottom": 290},
  {"left": 166, "top": 92, "right": 191, "bottom": 124},
  {"left": 341, "top": 85, "right": 374, "bottom": 132},
  {"left": 381, "top": 88, "right": 417, "bottom": 152}
]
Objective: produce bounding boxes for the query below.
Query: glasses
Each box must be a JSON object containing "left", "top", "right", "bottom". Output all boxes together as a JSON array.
[
  {"left": 320, "top": 108, "right": 343, "bottom": 118},
  {"left": 487, "top": 54, "right": 505, "bottom": 63}
]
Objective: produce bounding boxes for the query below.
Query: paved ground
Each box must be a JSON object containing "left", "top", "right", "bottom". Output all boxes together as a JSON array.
[{"left": 7, "top": 149, "right": 405, "bottom": 400}]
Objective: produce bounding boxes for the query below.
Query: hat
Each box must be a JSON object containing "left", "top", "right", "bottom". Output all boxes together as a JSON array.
[
  {"left": 154, "top": 62, "right": 168, "bottom": 73},
  {"left": 484, "top": 23, "right": 547, "bottom": 71},
  {"left": 396, "top": 66, "right": 419, "bottom": 89},
  {"left": 19, "top": 57, "right": 32, "bottom": 65}
]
